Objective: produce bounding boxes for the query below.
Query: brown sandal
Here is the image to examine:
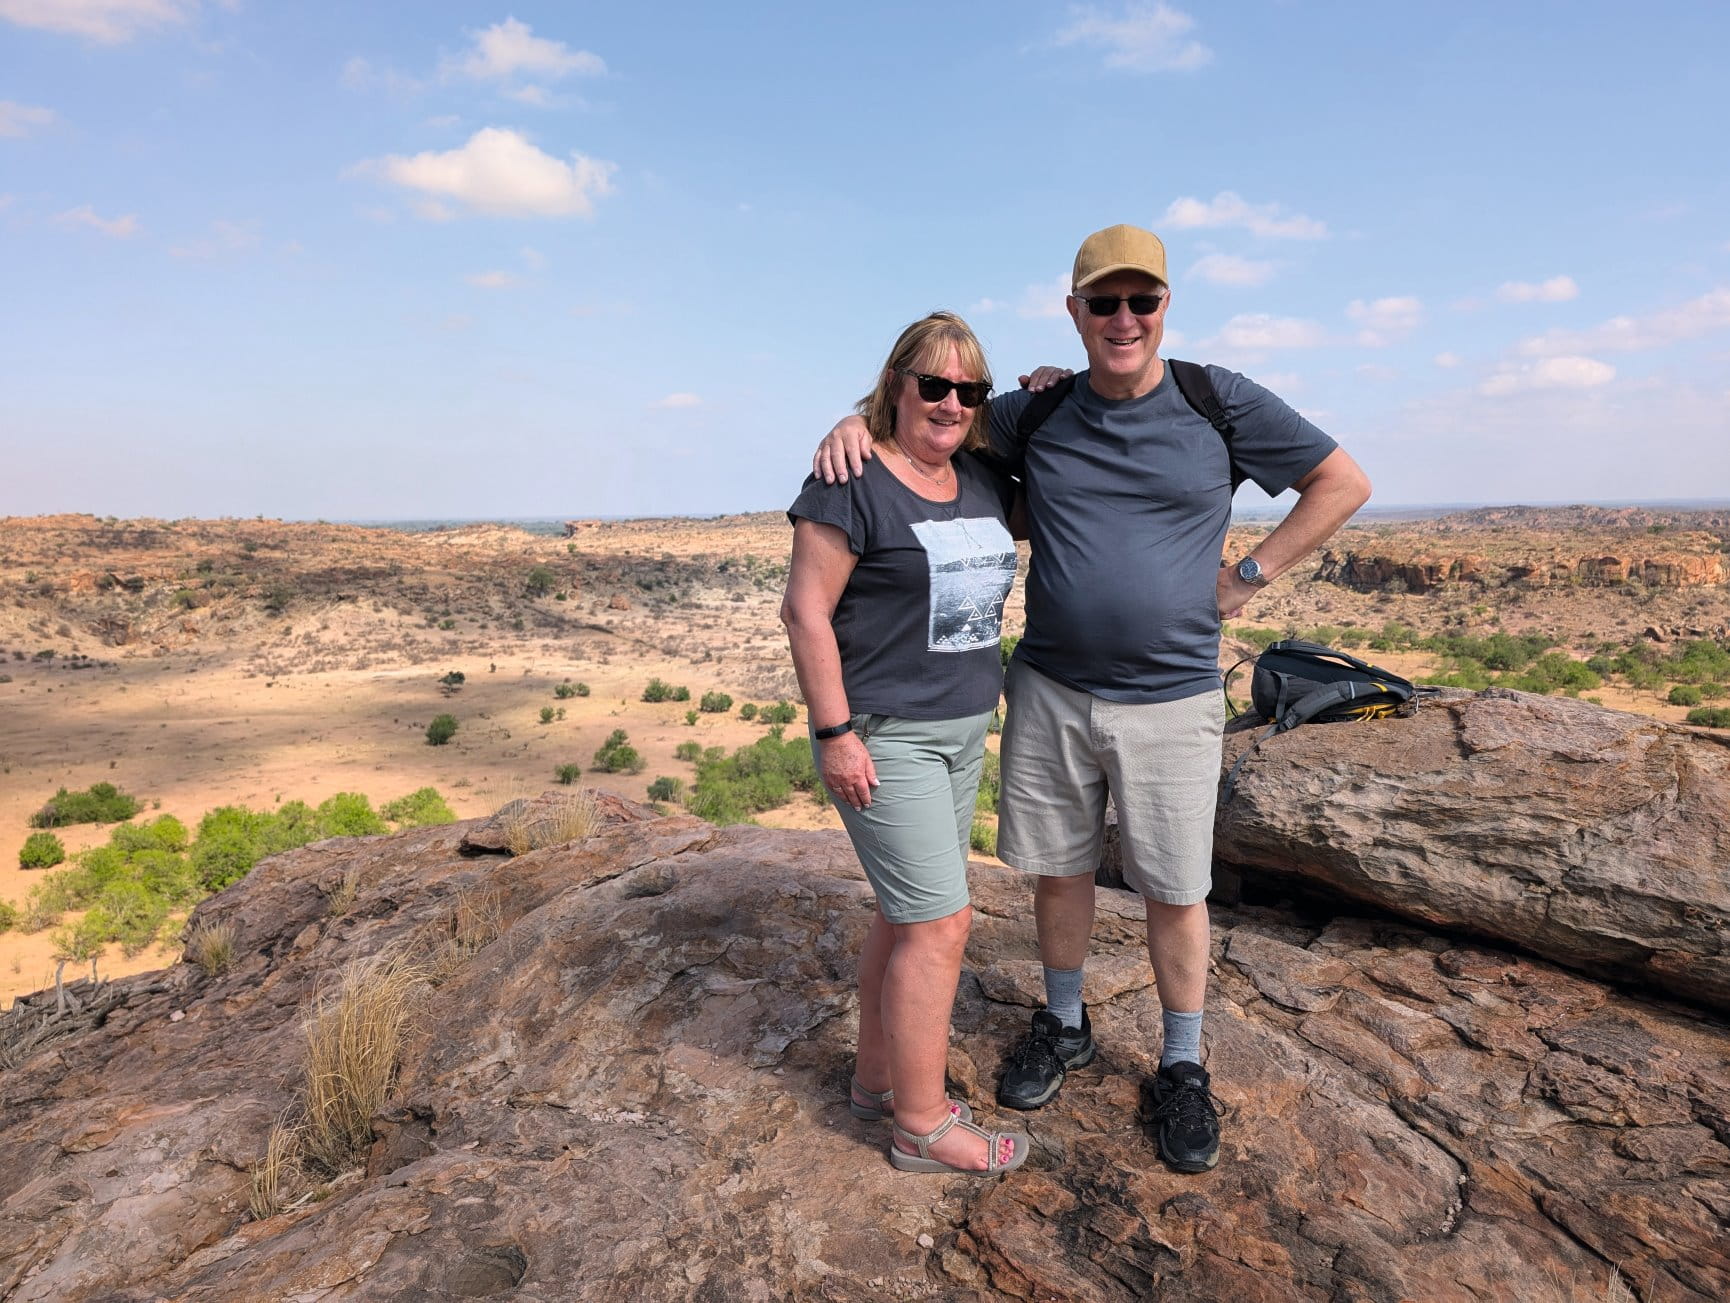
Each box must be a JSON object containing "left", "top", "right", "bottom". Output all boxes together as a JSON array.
[
  {"left": 889, "top": 1111, "right": 1029, "bottom": 1175},
  {"left": 849, "top": 1078, "right": 971, "bottom": 1123}
]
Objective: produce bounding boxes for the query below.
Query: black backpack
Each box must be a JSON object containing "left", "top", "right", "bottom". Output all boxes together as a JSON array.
[
  {"left": 1220, "top": 640, "right": 1436, "bottom": 801},
  {"left": 1015, "top": 360, "right": 1245, "bottom": 492}
]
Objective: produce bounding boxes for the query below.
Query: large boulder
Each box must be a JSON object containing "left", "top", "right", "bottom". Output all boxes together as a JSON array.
[
  {"left": 1214, "top": 689, "right": 1730, "bottom": 1013},
  {"left": 1, "top": 805, "right": 1725, "bottom": 1300}
]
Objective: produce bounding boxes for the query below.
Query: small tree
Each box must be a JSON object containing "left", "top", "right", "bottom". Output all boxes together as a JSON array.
[
  {"left": 699, "top": 691, "right": 733, "bottom": 713},
  {"left": 525, "top": 566, "right": 556, "bottom": 597},
  {"left": 20, "top": 831, "right": 66, "bottom": 870},
  {"left": 426, "top": 714, "right": 458, "bottom": 746},
  {"left": 642, "top": 678, "right": 673, "bottom": 703},
  {"left": 593, "top": 729, "right": 645, "bottom": 773}
]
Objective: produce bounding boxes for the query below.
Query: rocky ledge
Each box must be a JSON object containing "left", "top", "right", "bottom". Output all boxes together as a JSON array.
[{"left": 2, "top": 788, "right": 1726, "bottom": 1301}]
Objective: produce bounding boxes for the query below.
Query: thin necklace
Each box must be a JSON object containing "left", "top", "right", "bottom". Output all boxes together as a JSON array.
[{"left": 892, "top": 445, "right": 953, "bottom": 488}]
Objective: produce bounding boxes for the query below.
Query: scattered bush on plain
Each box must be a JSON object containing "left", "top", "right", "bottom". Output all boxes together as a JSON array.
[
  {"left": 699, "top": 691, "right": 733, "bottom": 713},
  {"left": 426, "top": 714, "right": 458, "bottom": 746},
  {"left": 593, "top": 728, "right": 645, "bottom": 774},
  {"left": 685, "top": 729, "right": 820, "bottom": 824},
  {"left": 1686, "top": 706, "right": 1730, "bottom": 728},
  {"left": 20, "top": 831, "right": 66, "bottom": 870},
  {"left": 647, "top": 776, "right": 684, "bottom": 803},
  {"left": 29, "top": 781, "right": 142, "bottom": 829},
  {"left": 380, "top": 787, "right": 456, "bottom": 827}
]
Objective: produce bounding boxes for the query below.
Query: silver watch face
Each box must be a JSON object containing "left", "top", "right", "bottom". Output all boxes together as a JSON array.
[{"left": 1237, "top": 557, "right": 1263, "bottom": 585}]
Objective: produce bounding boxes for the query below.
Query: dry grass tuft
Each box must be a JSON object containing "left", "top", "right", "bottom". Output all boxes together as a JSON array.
[
  {"left": 418, "top": 883, "right": 507, "bottom": 982},
  {"left": 1605, "top": 1266, "right": 1637, "bottom": 1303},
  {"left": 500, "top": 786, "right": 597, "bottom": 855},
  {"left": 183, "top": 919, "right": 236, "bottom": 974},
  {"left": 299, "top": 949, "right": 431, "bottom": 1173},
  {"left": 248, "top": 1117, "right": 304, "bottom": 1220},
  {"left": 323, "top": 864, "right": 362, "bottom": 916}
]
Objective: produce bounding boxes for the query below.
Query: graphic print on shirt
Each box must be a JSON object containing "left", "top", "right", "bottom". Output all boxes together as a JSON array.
[{"left": 908, "top": 516, "right": 1018, "bottom": 653}]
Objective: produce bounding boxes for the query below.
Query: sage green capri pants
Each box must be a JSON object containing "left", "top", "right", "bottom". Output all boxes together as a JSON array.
[{"left": 822, "top": 711, "right": 993, "bottom": 924}]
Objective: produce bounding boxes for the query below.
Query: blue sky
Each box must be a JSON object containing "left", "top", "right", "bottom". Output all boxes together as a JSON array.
[{"left": 2, "top": 1, "right": 1726, "bottom": 519}]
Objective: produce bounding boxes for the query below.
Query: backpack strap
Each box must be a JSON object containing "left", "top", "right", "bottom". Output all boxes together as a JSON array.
[
  {"left": 1169, "top": 359, "right": 1244, "bottom": 492},
  {"left": 1015, "top": 374, "right": 1076, "bottom": 441}
]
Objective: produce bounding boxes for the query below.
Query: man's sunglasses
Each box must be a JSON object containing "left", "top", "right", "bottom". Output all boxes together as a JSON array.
[
  {"left": 1074, "top": 292, "right": 1167, "bottom": 317},
  {"left": 898, "top": 369, "right": 991, "bottom": 408}
]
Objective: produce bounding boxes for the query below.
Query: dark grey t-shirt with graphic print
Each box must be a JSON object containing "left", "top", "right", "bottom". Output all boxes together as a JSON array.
[
  {"left": 986, "top": 365, "right": 1337, "bottom": 704},
  {"left": 788, "top": 451, "right": 1017, "bottom": 720}
]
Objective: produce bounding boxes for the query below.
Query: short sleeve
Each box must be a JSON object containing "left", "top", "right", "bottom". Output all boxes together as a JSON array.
[
  {"left": 787, "top": 473, "right": 866, "bottom": 556},
  {"left": 1210, "top": 366, "right": 1338, "bottom": 498},
  {"left": 983, "top": 389, "right": 1035, "bottom": 475}
]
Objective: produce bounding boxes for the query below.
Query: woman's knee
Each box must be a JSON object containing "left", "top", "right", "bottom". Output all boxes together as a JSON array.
[{"left": 897, "top": 905, "right": 972, "bottom": 954}]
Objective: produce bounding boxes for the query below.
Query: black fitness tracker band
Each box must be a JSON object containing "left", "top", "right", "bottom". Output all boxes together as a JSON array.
[{"left": 813, "top": 719, "right": 854, "bottom": 741}]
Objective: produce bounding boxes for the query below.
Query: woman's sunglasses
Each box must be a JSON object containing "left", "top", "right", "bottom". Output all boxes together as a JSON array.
[
  {"left": 1074, "top": 292, "right": 1166, "bottom": 317},
  {"left": 898, "top": 369, "right": 990, "bottom": 408}
]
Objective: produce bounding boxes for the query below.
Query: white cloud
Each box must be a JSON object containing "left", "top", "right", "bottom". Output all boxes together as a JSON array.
[
  {"left": 1163, "top": 191, "right": 1327, "bottom": 240},
  {"left": 1496, "top": 275, "right": 1578, "bottom": 304},
  {"left": 653, "top": 393, "right": 701, "bottom": 409},
  {"left": 465, "top": 270, "right": 518, "bottom": 289},
  {"left": 0, "top": 0, "right": 193, "bottom": 43},
  {"left": 1189, "top": 253, "right": 1273, "bottom": 287},
  {"left": 354, "top": 127, "right": 617, "bottom": 219},
  {"left": 1017, "top": 272, "right": 1074, "bottom": 319},
  {"left": 169, "top": 217, "right": 258, "bottom": 258},
  {"left": 1210, "top": 314, "right": 1326, "bottom": 350},
  {"left": 1434, "top": 352, "right": 1462, "bottom": 368},
  {"left": 1347, "top": 295, "right": 1422, "bottom": 347},
  {"left": 54, "top": 204, "right": 139, "bottom": 238},
  {"left": 1055, "top": 2, "right": 1211, "bottom": 72},
  {"left": 449, "top": 17, "right": 605, "bottom": 105},
  {"left": 1479, "top": 355, "right": 1615, "bottom": 396},
  {"left": 1515, "top": 288, "right": 1730, "bottom": 356},
  {"left": 0, "top": 100, "right": 56, "bottom": 137}
]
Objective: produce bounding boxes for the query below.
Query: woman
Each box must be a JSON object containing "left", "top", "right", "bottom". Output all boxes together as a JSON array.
[{"left": 782, "top": 312, "right": 1028, "bottom": 1176}]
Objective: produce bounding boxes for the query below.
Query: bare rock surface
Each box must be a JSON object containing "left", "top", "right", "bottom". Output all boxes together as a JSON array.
[
  {"left": 2, "top": 804, "right": 1727, "bottom": 1301},
  {"left": 1215, "top": 689, "right": 1730, "bottom": 1013}
]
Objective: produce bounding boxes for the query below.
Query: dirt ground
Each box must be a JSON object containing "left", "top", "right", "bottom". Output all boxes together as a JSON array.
[{"left": 3, "top": 509, "right": 1725, "bottom": 1003}]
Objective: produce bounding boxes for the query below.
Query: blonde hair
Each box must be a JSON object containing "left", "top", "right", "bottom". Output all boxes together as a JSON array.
[{"left": 855, "top": 312, "right": 992, "bottom": 454}]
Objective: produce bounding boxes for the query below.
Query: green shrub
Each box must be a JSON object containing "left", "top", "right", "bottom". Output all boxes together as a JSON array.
[
  {"left": 1669, "top": 684, "right": 1704, "bottom": 707},
  {"left": 976, "top": 750, "right": 1001, "bottom": 813},
  {"left": 0, "top": 900, "right": 17, "bottom": 933},
  {"left": 22, "top": 875, "right": 77, "bottom": 931},
  {"left": 686, "top": 732, "right": 820, "bottom": 824},
  {"left": 540, "top": 706, "right": 556, "bottom": 724},
  {"left": 574, "top": 682, "right": 591, "bottom": 697},
  {"left": 969, "top": 817, "right": 997, "bottom": 856},
  {"left": 380, "top": 787, "right": 456, "bottom": 827},
  {"left": 593, "top": 729, "right": 645, "bottom": 774},
  {"left": 440, "top": 670, "right": 465, "bottom": 688},
  {"left": 554, "top": 681, "right": 578, "bottom": 699},
  {"left": 1000, "top": 634, "right": 1021, "bottom": 666},
  {"left": 674, "top": 741, "right": 701, "bottom": 762},
  {"left": 684, "top": 709, "right": 698, "bottom": 726},
  {"left": 525, "top": 566, "right": 555, "bottom": 597},
  {"left": 555, "top": 763, "right": 581, "bottom": 785},
  {"left": 758, "top": 700, "right": 798, "bottom": 726},
  {"left": 699, "top": 691, "right": 733, "bottom": 713},
  {"left": 96, "top": 880, "right": 171, "bottom": 955},
  {"left": 29, "top": 781, "right": 143, "bottom": 828},
  {"left": 20, "top": 831, "right": 66, "bottom": 869},
  {"left": 647, "top": 776, "right": 684, "bottom": 803},
  {"left": 111, "top": 815, "right": 189, "bottom": 854},
  {"left": 642, "top": 678, "right": 673, "bottom": 702},
  {"left": 738, "top": 703, "right": 757, "bottom": 721},
  {"left": 1686, "top": 706, "right": 1730, "bottom": 728},
  {"left": 315, "top": 792, "right": 388, "bottom": 838},
  {"left": 426, "top": 714, "right": 458, "bottom": 746}
]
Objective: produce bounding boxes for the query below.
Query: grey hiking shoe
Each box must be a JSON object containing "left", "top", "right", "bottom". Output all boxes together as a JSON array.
[{"left": 997, "top": 1007, "right": 1095, "bottom": 1110}]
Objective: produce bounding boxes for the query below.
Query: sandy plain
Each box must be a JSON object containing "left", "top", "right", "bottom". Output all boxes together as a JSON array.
[{"left": 3, "top": 508, "right": 1726, "bottom": 1003}]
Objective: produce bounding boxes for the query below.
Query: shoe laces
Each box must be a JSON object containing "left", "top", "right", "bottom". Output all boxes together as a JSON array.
[
  {"left": 1151, "top": 1077, "right": 1223, "bottom": 1129},
  {"left": 1004, "top": 1027, "right": 1065, "bottom": 1078}
]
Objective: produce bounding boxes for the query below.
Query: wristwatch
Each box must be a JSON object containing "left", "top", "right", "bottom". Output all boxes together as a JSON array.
[
  {"left": 813, "top": 719, "right": 854, "bottom": 741},
  {"left": 1235, "top": 556, "right": 1269, "bottom": 588}
]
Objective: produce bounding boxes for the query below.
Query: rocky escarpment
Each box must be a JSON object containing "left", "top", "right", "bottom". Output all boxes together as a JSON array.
[
  {"left": 2, "top": 796, "right": 1727, "bottom": 1300},
  {"left": 1214, "top": 689, "right": 1730, "bottom": 1014},
  {"left": 1315, "top": 546, "right": 1726, "bottom": 593}
]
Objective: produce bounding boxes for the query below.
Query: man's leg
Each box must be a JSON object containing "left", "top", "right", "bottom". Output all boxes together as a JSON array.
[
  {"left": 996, "top": 660, "right": 1106, "bottom": 1108},
  {"left": 1096, "top": 689, "right": 1224, "bottom": 1170}
]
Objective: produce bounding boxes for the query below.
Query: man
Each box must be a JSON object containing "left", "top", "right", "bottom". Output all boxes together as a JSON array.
[{"left": 814, "top": 224, "right": 1370, "bottom": 1172}]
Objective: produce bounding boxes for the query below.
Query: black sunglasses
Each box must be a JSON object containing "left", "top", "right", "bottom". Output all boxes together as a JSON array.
[
  {"left": 898, "top": 369, "right": 990, "bottom": 408},
  {"left": 1075, "top": 292, "right": 1166, "bottom": 317}
]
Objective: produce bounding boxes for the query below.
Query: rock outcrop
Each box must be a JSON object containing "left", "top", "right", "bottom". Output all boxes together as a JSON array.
[
  {"left": 1215, "top": 689, "right": 1730, "bottom": 1014},
  {"left": 3, "top": 802, "right": 1727, "bottom": 1300},
  {"left": 1316, "top": 548, "right": 1726, "bottom": 592}
]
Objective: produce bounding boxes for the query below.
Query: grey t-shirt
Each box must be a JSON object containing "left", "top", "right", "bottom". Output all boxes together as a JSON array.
[
  {"left": 788, "top": 452, "right": 1017, "bottom": 719},
  {"left": 987, "top": 364, "right": 1337, "bottom": 703}
]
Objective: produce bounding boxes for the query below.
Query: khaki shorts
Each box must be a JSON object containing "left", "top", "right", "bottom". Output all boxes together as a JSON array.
[{"left": 996, "top": 660, "right": 1222, "bottom": 905}]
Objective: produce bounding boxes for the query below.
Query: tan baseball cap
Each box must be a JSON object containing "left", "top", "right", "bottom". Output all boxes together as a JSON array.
[{"left": 1072, "top": 224, "right": 1168, "bottom": 291}]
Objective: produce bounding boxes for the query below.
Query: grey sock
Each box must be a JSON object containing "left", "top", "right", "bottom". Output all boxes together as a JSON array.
[
  {"left": 1160, "top": 1008, "right": 1203, "bottom": 1068},
  {"left": 1042, "top": 966, "right": 1085, "bottom": 1029}
]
